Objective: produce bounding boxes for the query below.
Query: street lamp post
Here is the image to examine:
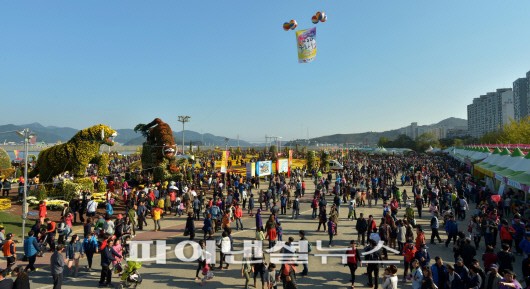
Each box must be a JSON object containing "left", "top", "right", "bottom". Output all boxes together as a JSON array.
[
  {"left": 16, "top": 128, "right": 34, "bottom": 242},
  {"left": 178, "top": 116, "right": 191, "bottom": 154},
  {"left": 224, "top": 138, "right": 229, "bottom": 151}
]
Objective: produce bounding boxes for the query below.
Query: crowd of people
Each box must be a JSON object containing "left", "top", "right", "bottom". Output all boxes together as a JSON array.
[{"left": 0, "top": 150, "right": 529, "bottom": 289}]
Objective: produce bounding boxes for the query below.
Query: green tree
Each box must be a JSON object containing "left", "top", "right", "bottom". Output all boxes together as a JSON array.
[
  {"left": 416, "top": 132, "right": 440, "bottom": 152},
  {"left": 319, "top": 150, "right": 330, "bottom": 171},
  {"left": 269, "top": 145, "right": 278, "bottom": 161},
  {"left": 306, "top": 151, "right": 317, "bottom": 172},
  {"left": 301, "top": 146, "right": 308, "bottom": 156},
  {"left": 453, "top": 139, "right": 464, "bottom": 147},
  {"left": 378, "top": 137, "right": 391, "bottom": 147},
  {"left": 0, "top": 148, "right": 11, "bottom": 171}
]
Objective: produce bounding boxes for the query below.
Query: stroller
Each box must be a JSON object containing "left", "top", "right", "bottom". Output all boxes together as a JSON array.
[{"left": 118, "top": 260, "right": 143, "bottom": 289}]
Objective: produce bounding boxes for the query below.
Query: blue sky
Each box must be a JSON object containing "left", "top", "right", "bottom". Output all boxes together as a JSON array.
[{"left": 2, "top": 1, "right": 530, "bottom": 143}]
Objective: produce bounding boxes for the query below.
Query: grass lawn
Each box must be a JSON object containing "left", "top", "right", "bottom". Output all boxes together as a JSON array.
[{"left": 0, "top": 211, "right": 33, "bottom": 242}]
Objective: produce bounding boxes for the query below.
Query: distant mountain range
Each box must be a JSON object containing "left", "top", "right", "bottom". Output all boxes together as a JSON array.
[
  {"left": 294, "top": 117, "right": 468, "bottom": 145},
  {"left": 0, "top": 123, "right": 252, "bottom": 147},
  {"left": 0, "top": 117, "right": 467, "bottom": 147}
]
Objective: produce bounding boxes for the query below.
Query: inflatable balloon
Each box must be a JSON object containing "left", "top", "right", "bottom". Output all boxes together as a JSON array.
[
  {"left": 312, "top": 12, "right": 327, "bottom": 24},
  {"left": 283, "top": 22, "right": 291, "bottom": 31},
  {"left": 289, "top": 20, "right": 297, "bottom": 28}
]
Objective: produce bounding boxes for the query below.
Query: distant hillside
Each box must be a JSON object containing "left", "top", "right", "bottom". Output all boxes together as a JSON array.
[
  {"left": 125, "top": 130, "right": 252, "bottom": 147},
  {"left": 0, "top": 123, "right": 252, "bottom": 147},
  {"left": 307, "top": 117, "right": 467, "bottom": 145}
]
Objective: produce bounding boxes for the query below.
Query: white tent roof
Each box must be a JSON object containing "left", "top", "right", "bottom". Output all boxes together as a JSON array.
[{"left": 509, "top": 156, "right": 530, "bottom": 174}]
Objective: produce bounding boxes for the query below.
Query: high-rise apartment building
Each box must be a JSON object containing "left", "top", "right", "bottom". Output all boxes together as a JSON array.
[
  {"left": 513, "top": 77, "right": 528, "bottom": 121},
  {"left": 467, "top": 88, "right": 512, "bottom": 138}
]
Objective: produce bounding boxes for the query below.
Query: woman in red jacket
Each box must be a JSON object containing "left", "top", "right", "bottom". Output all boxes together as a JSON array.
[
  {"left": 415, "top": 226, "right": 425, "bottom": 250},
  {"left": 38, "top": 201, "right": 47, "bottom": 224},
  {"left": 499, "top": 219, "right": 515, "bottom": 248},
  {"left": 346, "top": 241, "right": 362, "bottom": 288}
]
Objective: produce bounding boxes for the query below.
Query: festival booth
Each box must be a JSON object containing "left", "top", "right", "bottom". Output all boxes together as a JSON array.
[
  {"left": 502, "top": 151, "right": 530, "bottom": 196},
  {"left": 477, "top": 147, "right": 530, "bottom": 201},
  {"left": 474, "top": 148, "right": 504, "bottom": 177}
]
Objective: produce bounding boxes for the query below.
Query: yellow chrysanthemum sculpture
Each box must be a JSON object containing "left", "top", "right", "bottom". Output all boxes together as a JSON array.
[{"left": 29, "top": 124, "right": 117, "bottom": 181}]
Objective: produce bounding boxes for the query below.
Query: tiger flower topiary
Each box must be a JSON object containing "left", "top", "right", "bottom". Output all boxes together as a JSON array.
[
  {"left": 29, "top": 124, "right": 117, "bottom": 181},
  {"left": 134, "top": 118, "right": 179, "bottom": 180}
]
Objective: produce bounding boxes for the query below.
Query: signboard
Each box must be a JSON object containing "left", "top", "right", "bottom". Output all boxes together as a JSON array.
[
  {"left": 277, "top": 159, "right": 289, "bottom": 174},
  {"left": 256, "top": 161, "right": 272, "bottom": 177},
  {"left": 246, "top": 162, "right": 255, "bottom": 179}
]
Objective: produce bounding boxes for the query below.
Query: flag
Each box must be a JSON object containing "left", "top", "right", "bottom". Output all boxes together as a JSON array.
[
  {"left": 296, "top": 27, "right": 317, "bottom": 63},
  {"left": 13, "top": 150, "right": 19, "bottom": 159}
]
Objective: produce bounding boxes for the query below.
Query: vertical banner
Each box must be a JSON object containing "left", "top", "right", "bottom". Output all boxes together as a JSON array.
[
  {"left": 246, "top": 163, "right": 255, "bottom": 179},
  {"left": 296, "top": 27, "right": 317, "bottom": 63},
  {"left": 221, "top": 150, "right": 230, "bottom": 173},
  {"left": 288, "top": 150, "right": 293, "bottom": 177},
  {"left": 13, "top": 150, "right": 19, "bottom": 159}
]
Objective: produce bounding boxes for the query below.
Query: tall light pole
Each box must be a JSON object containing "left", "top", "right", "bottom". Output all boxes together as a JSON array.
[
  {"left": 16, "top": 128, "right": 35, "bottom": 242},
  {"left": 224, "top": 138, "right": 229, "bottom": 151},
  {"left": 178, "top": 116, "right": 190, "bottom": 154}
]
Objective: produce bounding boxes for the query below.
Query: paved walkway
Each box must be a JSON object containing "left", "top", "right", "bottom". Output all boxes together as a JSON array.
[{"left": 3, "top": 178, "right": 526, "bottom": 289}]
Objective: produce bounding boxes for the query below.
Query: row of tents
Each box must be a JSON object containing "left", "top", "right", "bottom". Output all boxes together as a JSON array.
[{"left": 448, "top": 147, "right": 530, "bottom": 193}]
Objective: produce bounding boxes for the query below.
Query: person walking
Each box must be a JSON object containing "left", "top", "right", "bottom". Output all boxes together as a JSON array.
[
  {"left": 241, "top": 255, "right": 253, "bottom": 289},
  {"left": 86, "top": 197, "right": 97, "bottom": 218},
  {"left": 98, "top": 239, "right": 122, "bottom": 287},
  {"left": 365, "top": 240, "right": 381, "bottom": 289},
  {"left": 444, "top": 214, "right": 458, "bottom": 247},
  {"left": 2, "top": 233, "right": 16, "bottom": 274},
  {"left": 346, "top": 241, "right": 362, "bottom": 288},
  {"left": 327, "top": 218, "right": 336, "bottom": 247},
  {"left": 356, "top": 213, "right": 368, "bottom": 245},
  {"left": 127, "top": 205, "right": 137, "bottom": 237},
  {"left": 136, "top": 201, "right": 147, "bottom": 231},
  {"left": 299, "top": 230, "right": 310, "bottom": 276},
  {"left": 152, "top": 205, "right": 163, "bottom": 231},
  {"left": 50, "top": 244, "right": 65, "bottom": 289},
  {"left": 234, "top": 204, "right": 244, "bottom": 230},
  {"left": 23, "top": 231, "right": 40, "bottom": 272},
  {"left": 82, "top": 233, "right": 98, "bottom": 271},
  {"left": 185, "top": 212, "right": 196, "bottom": 240},
  {"left": 195, "top": 240, "right": 210, "bottom": 281},
  {"left": 430, "top": 212, "right": 443, "bottom": 244},
  {"left": 291, "top": 197, "right": 300, "bottom": 219},
  {"left": 66, "top": 234, "right": 84, "bottom": 277}
]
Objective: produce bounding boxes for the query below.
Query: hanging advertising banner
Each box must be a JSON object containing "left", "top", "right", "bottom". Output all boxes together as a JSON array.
[
  {"left": 246, "top": 163, "right": 256, "bottom": 179},
  {"left": 296, "top": 27, "right": 317, "bottom": 63},
  {"left": 256, "top": 161, "right": 272, "bottom": 177},
  {"left": 277, "top": 159, "right": 289, "bottom": 174},
  {"left": 221, "top": 150, "right": 230, "bottom": 173}
]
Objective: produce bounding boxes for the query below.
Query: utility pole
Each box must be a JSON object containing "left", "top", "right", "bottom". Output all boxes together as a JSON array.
[
  {"left": 16, "top": 128, "right": 35, "bottom": 243},
  {"left": 177, "top": 115, "right": 191, "bottom": 154}
]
